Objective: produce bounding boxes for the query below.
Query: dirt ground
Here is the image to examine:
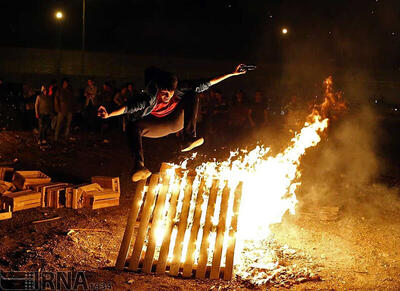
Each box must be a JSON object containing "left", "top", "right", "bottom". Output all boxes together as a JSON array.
[{"left": 1, "top": 129, "right": 400, "bottom": 290}]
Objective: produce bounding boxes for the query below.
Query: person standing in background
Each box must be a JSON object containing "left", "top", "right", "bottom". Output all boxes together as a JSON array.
[
  {"left": 54, "top": 78, "right": 75, "bottom": 142},
  {"left": 84, "top": 78, "right": 99, "bottom": 107},
  {"left": 35, "top": 85, "right": 53, "bottom": 145},
  {"left": 22, "top": 82, "right": 36, "bottom": 131},
  {"left": 48, "top": 80, "right": 58, "bottom": 130},
  {"left": 84, "top": 78, "right": 99, "bottom": 132}
]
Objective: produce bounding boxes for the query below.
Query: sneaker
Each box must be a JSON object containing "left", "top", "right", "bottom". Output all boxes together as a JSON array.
[
  {"left": 132, "top": 166, "right": 152, "bottom": 182},
  {"left": 181, "top": 137, "right": 204, "bottom": 152}
]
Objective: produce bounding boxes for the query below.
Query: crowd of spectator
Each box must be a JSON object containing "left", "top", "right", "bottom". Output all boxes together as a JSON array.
[{"left": 0, "top": 76, "right": 303, "bottom": 149}]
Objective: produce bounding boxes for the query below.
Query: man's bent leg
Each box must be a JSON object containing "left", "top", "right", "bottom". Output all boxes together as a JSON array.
[
  {"left": 126, "top": 121, "right": 150, "bottom": 182},
  {"left": 126, "top": 113, "right": 184, "bottom": 182},
  {"left": 181, "top": 92, "right": 204, "bottom": 152}
]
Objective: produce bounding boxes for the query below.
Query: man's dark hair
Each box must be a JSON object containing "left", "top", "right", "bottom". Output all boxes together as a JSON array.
[
  {"left": 62, "top": 78, "right": 69, "bottom": 84},
  {"left": 144, "top": 67, "right": 178, "bottom": 91}
]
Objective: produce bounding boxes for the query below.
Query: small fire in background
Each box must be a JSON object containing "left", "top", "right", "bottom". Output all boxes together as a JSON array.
[{"left": 148, "top": 77, "right": 346, "bottom": 285}]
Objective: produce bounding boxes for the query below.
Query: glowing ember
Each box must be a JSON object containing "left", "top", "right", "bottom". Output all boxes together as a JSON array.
[{"left": 148, "top": 77, "right": 345, "bottom": 284}]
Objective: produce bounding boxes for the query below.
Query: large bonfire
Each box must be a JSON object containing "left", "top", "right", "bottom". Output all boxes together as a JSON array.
[{"left": 148, "top": 76, "right": 345, "bottom": 284}]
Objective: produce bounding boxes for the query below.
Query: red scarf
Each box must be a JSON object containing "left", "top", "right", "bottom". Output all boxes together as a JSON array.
[{"left": 150, "top": 94, "right": 180, "bottom": 118}]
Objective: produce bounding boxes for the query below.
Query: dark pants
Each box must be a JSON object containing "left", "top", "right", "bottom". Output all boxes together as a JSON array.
[
  {"left": 55, "top": 112, "right": 73, "bottom": 141},
  {"left": 38, "top": 114, "right": 52, "bottom": 141},
  {"left": 126, "top": 92, "right": 199, "bottom": 167}
]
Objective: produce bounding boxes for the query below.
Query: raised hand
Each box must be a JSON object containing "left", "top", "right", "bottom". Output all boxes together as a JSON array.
[{"left": 97, "top": 106, "right": 109, "bottom": 119}]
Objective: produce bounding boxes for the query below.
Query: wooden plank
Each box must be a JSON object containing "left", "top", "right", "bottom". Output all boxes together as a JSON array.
[
  {"left": 0, "top": 206, "right": 12, "bottom": 220},
  {"left": 128, "top": 174, "right": 160, "bottom": 271},
  {"left": 182, "top": 178, "right": 206, "bottom": 277},
  {"left": 19, "top": 201, "right": 41, "bottom": 211},
  {"left": 196, "top": 179, "right": 219, "bottom": 279},
  {"left": 210, "top": 182, "right": 231, "bottom": 279},
  {"left": 0, "top": 211, "right": 12, "bottom": 220},
  {"left": 224, "top": 182, "right": 243, "bottom": 280},
  {"left": 142, "top": 173, "right": 171, "bottom": 273},
  {"left": 65, "top": 186, "right": 73, "bottom": 208},
  {"left": 92, "top": 198, "right": 119, "bottom": 209},
  {"left": 91, "top": 176, "right": 120, "bottom": 193},
  {"left": 169, "top": 175, "right": 195, "bottom": 276},
  {"left": 115, "top": 179, "right": 147, "bottom": 270},
  {"left": 155, "top": 174, "right": 182, "bottom": 274}
]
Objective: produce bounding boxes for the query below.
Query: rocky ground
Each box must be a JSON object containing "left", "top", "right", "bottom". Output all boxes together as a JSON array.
[{"left": 1, "top": 129, "right": 400, "bottom": 290}]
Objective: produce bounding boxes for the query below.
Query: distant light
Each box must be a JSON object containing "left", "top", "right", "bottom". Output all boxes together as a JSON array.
[
  {"left": 282, "top": 28, "right": 288, "bottom": 35},
  {"left": 56, "top": 11, "right": 63, "bottom": 20}
]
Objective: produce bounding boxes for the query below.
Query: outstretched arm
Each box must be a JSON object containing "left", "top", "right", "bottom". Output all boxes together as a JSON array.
[
  {"left": 98, "top": 105, "right": 126, "bottom": 119},
  {"left": 180, "top": 64, "right": 249, "bottom": 93},
  {"left": 209, "top": 64, "right": 247, "bottom": 86}
]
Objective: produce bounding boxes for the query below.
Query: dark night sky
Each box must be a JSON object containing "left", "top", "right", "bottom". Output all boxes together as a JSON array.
[{"left": 1, "top": 0, "right": 400, "bottom": 68}]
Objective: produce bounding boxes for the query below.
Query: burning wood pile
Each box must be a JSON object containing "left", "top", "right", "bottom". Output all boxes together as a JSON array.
[
  {"left": 116, "top": 76, "right": 346, "bottom": 286},
  {"left": 0, "top": 168, "right": 121, "bottom": 221},
  {"left": 116, "top": 163, "right": 243, "bottom": 280}
]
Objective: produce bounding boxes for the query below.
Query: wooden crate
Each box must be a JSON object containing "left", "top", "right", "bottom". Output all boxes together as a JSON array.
[
  {"left": 65, "top": 186, "right": 74, "bottom": 208},
  {"left": 0, "top": 167, "right": 14, "bottom": 181},
  {"left": 33, "top": 183, "right": 68, "bottom": 207},
  {"left": 84, "top": 189, "right": 120, "bottom": 209},
  {"left": 91, "top": 176, "right": 120, "bottom": 193},
  {"left": 1, "top": 190, "right": 41, "bottom": 211},
  {"left": 12, "top": 171, "right": 51, "bottom": 190},
  {"left": 115, "top": 163, "right": 243, "bottom": 280},
  {"left": 72, "top": 183, "right": 103, "bottom": 209}
]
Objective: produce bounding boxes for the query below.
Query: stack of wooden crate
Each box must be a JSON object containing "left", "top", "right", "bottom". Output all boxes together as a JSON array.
[
  {"left": 0, "top": 167, "right": 121, "bottom": 221},
  {"left": 88, "top": 176, "right": 120, "bottom": 209}
]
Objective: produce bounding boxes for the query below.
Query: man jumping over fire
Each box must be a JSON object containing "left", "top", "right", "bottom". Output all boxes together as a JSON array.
[{"left": 98, "top": 64, "right": 251, "bottom": 182}]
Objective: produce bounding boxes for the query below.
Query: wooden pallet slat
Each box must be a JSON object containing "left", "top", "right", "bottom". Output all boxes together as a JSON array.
[
  {"left": 182, "top": 178, "right": 206, "bottom": 277},
  {"left": 169, "top": 175, "right": 195, "bottom": 276},
  {"left": 196, "top": 179, "right": 219, "bottom": 279},
  {"left": 155, "top": 175, "right": 182, "bottom": 274},
  {"left": 210, "top": 182, "right": 231, "bottom": 279},
  {"left": 224, "top": 182, "right": 243, "bottom": 280},
  {"left": 128, "top": 174, "right": 160, "bottom": 271},
  {"left": 142, "top": 173, "right": 171, "bottom": 273}
]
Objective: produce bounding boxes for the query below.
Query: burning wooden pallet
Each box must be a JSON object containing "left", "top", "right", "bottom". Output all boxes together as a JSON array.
[{"left": 116, "top": 163, "right": 243, "bottom": 280}]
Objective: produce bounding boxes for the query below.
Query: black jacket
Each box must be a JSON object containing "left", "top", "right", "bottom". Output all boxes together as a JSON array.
[{"left": 124, "top": 79, "right": 211, "bottom": 121}]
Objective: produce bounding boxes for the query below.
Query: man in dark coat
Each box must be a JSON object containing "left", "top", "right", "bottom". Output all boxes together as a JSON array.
[
  {"left": 98, "top": 65, "right": 247, "bottom": 182},
  {"left": 54, "top": 78, "right": 75, "bottom": 141}
]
